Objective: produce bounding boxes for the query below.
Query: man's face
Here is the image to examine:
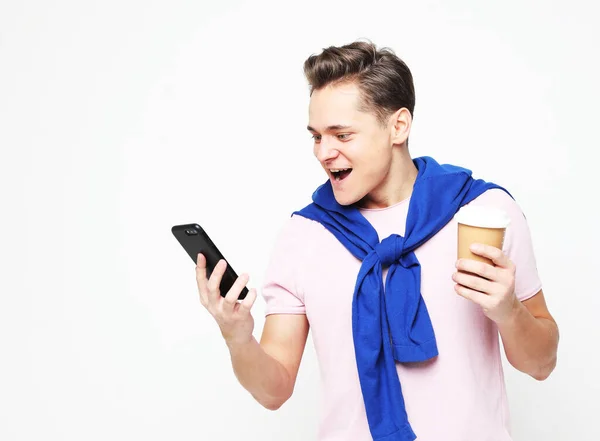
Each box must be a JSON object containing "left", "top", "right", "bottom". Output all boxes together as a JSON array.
[{"left": 308, "top": 82, "right": 394, "bottom": 206}]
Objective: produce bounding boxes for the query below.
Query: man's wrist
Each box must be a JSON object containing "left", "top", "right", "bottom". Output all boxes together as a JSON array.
[
  {"left": 225, "top": 334, "right": 255, "bottom": 354},
  {"left": 497, "top": 296, "right": 523, "bottom": 329}
]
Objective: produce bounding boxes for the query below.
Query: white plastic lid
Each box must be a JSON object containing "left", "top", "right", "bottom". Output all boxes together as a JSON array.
[{"left": 455, "top": 205, "right": 511, "bottom": 229}]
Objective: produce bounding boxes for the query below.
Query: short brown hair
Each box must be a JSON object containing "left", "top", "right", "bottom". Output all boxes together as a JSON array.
[{"left": 303, "top": 40, "right": 415, "bottom": 125}]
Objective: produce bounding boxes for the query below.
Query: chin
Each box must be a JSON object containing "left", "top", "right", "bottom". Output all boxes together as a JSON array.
[{"left": 332, "top": 189, "right": 364, "bottom": 207}]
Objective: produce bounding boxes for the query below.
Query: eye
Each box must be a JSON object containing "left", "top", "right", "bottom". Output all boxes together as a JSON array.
[
  {"left": 337, "top": 133, "right": 351, "bottom": 140},
  {"left": 311, "top": 134, "right": 322, "bottom": 143}
]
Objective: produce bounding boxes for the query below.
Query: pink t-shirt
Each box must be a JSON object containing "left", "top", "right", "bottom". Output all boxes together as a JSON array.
[{"left": 261, "top": 189, "right": 542, "bottom": 441}]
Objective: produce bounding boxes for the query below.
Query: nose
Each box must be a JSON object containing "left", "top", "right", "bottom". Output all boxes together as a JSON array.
[{"left": 314, "top": 139, "right": 339, "bottom": 163}]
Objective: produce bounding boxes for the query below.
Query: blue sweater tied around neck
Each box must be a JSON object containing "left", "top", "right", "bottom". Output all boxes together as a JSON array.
[{"left": 293, "top": 156, "right": 511, "bottom": 440}]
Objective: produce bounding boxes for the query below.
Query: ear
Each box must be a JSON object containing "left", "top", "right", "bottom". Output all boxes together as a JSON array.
[{"left": 390, "top": 108, "right": 412, "bottom": 145}]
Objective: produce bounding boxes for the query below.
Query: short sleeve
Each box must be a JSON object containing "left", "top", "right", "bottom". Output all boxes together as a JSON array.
[
  {"left": 470, "top": 189, "right": 543, "bottom": 302},
  {"left": 261, "top": 216, "right": 306, "bottom": 316}
]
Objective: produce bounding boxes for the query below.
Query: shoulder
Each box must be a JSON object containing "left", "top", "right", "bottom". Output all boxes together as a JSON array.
[
  {"left": 269, "top": 213, "right": 333, "bottom": 255},
  {"left": 468, "top": 188, "right": 528, "bottom": 223},
  {"left": 281, "top": 212, "right": 333, "bottom": 240},
  {"left": 469, "top": 187, "right": 537, "bottom": 261}
]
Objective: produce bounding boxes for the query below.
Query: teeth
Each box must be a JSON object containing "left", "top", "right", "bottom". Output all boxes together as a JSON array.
[{"left": 330, "top": 168, "right": 350, "bottom": 173}]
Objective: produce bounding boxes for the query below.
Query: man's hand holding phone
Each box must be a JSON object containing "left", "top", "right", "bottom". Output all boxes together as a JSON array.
[{"left": 195, "top": 253, "right": 258, "bottom": 347}]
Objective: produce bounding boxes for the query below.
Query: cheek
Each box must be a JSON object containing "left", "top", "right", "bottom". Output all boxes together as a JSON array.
[
  {"left": 364, "top": 143, "right": 392, "bottom": 173},
  {"left": 346, "top": 134, "right": 390, "bottom": 172}
]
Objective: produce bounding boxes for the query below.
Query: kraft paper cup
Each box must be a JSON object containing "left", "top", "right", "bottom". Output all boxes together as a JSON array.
[{"left": 456, "top": 205, "right": 511, "bottom": 266}]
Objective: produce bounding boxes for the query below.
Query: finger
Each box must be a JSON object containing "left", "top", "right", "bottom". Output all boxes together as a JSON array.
[
  {"left": 223, "top": 273, "right": 250, "bottom": 308},
  {"left": 206, "top": 259, "right": 227, "bottom": 302},
  {"left": 195, "top": 253, "right": 209, "bottom": 306},
  {"left": 239, "top": 288, "right": 258, "bottom": 312},
  {"left": 469, "top": 243, "right": 511, "bottom": 268},
  {"left": 454, "top": 283, "right": 492, "bottom": 308},
  {"left": 452, "top": 271, "right": 495, "bottom": 295},
  {"left": 455, "top": 258, "right": 499, "bottom": 281}
]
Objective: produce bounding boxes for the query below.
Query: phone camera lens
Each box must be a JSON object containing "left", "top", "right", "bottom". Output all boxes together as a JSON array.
[{"left": 185, "top": 229, "right": 198, "bottom": 236}]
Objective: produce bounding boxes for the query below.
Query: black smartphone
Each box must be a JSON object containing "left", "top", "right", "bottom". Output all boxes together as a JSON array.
[{"left": 171, "top": 223, "right": 248, "bottom": 300}]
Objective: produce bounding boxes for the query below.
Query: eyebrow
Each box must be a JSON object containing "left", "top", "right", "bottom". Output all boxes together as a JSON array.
[{"left": 307, "top": 124, "right": 353, "bottom": 133}]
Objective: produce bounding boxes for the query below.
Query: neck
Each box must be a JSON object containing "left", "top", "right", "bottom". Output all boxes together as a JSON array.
[{"left": 357, "top": 148, "right": 417, "bottom": 209}]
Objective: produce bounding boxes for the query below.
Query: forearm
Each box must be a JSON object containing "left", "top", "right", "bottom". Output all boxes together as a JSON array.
[
  {"left": 227, "top": 336, "right": 292, "bottom": 410},
  {"left": 498, "top": 300, "right": 559, "bottom": 380}
]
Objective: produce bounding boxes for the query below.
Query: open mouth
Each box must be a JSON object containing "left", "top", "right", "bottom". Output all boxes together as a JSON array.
[{"left": 331, "top": 168, "right": 352, "bottom": 182}]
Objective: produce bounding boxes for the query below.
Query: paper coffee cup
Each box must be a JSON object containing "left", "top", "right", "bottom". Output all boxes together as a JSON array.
[{"left": 455, "top": 205, "right": 510, "bottom": 265}]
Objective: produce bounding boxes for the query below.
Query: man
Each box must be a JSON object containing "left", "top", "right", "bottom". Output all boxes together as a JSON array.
[{"left": 195, "top": 41, "right": 559, "bottom": 441}]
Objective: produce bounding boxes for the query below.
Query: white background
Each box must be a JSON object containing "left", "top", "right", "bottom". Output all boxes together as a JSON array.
[{"left": 1, "top": 0, "right": 598, "bottom": 440}]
